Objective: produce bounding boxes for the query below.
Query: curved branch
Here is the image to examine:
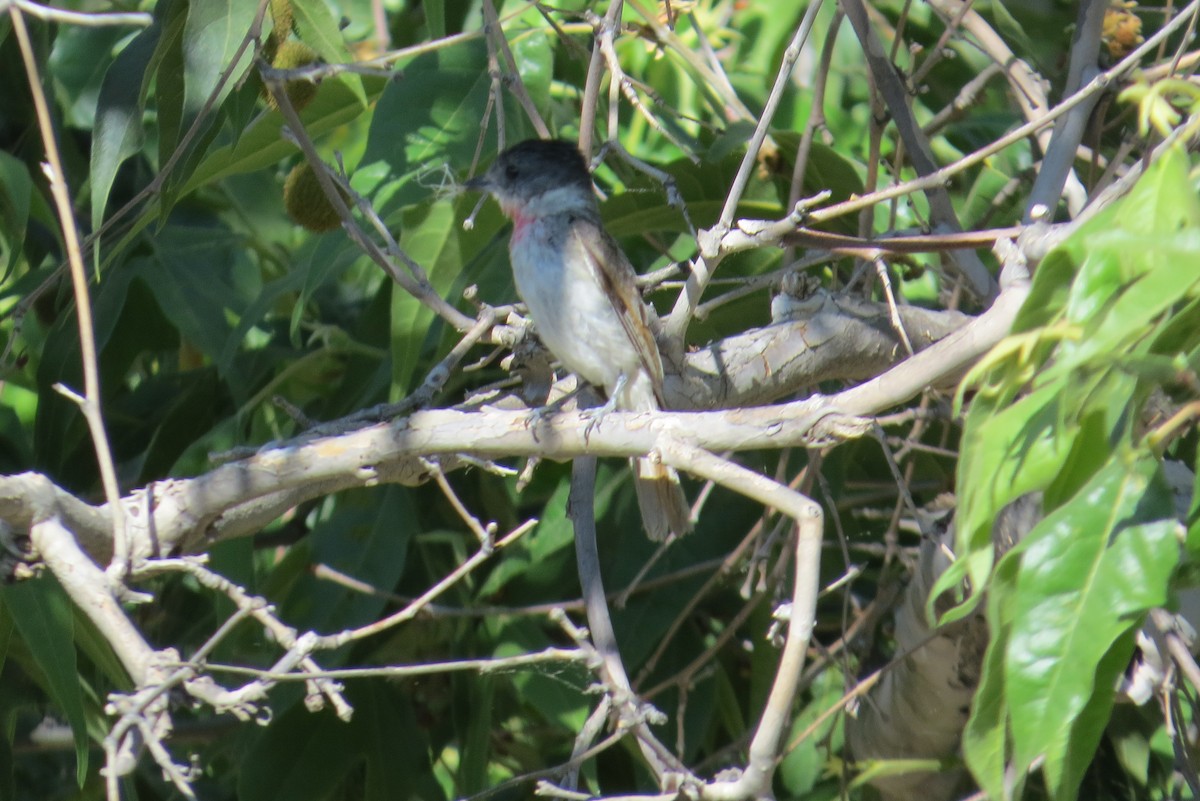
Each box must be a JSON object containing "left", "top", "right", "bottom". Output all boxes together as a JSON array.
[{"left": 1, "top": 277, "right": 1027, "bottom": 568}]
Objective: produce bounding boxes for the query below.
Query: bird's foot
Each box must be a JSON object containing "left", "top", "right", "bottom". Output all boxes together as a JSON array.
[{"left": 582, "top": 392, "right": 620, "bottom": 444}]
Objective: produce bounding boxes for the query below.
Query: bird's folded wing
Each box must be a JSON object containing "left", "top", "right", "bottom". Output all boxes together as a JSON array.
[{"left": 569, "top": 216, "right": 667, "bottom": 404}]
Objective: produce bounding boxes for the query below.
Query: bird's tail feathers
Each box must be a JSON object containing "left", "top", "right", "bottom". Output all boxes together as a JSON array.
[{"left": 632, "top": 458, "right": 693, "bottom": 541}]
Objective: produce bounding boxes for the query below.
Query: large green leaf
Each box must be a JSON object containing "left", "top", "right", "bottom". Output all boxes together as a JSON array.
[
  {"left": 153, "top": 0, "right": 189, "bottom": 171},
  {"left": 180, "top": 76, "right": 376, "bottom": 196},
  {"left": 939, "top": 380, "right": 1076, "bottom": 619},
  {"left": 1014, "top": 145, "right": 1200, "bottom": 336},
  {"left": 947, "top": 145, "right": 1200, "bottom": 620},
  {"left": 962, "top": 547, "right": 1021, "bottom": 801},
  {"left": 493, "top": 618, "right": 589, "bottom": 732},
  {"left": 601, "top": 152, "right": 771, "bottom": 238},
  {"left": 91, "top": 20, "right": 161, "bottom": 231},
  {"left": 478, "top": 478, "right": 575, "bottom": 599},
  {"left": 0, "top": 576, "right": 92, "bottom": 784},
  {"left": 280, "top": 486, "right": 414, "bottom": 640},
  {"left": 359, "top": 40, "right": 497, "bottom": 214},
  {"left": 239, "top": 677, "right": 440, "bottom": 801},
  {"left": 360, "top": 681, "right": 443, "bottom": 801},
  {"left": 1006, "top": 457, "right": 1177, "bottom": 799},
  {"left": 33, "top": 260, "right": 139, "bottom": 484},
  {"left": 964, "top": 455, "right": 1180, "bottom": 801},
  {"left": 779, "top": 665, "right": 845, "bottom": 796},
  {"left": 133, "top": 225, "right": 259, "bottom": 383},
  {"left": 47, "top": 24, "right": 127, "bottom": 128},
  {"left": 237, "top": 695, "right": 362, "bottom": 801}
]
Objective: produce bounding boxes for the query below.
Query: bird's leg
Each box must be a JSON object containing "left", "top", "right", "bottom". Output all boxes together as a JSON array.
[{"left": 583, "top": 373, "right": 626, "bottom": 443}]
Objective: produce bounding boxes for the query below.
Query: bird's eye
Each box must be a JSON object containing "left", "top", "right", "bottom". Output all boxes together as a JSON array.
[{"left": 504, "top": 164, "right": 519, "bottom": 180}]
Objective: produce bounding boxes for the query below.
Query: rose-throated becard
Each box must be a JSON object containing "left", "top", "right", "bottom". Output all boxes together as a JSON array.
[{"left": 467, "top": 139, "right": 692, "bottom": 540}]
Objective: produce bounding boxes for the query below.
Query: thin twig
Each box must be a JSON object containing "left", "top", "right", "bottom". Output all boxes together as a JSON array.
[
  {"left": 10, "top": 7, "right": 129, "bottom": 576},
  {"left": 197, "top": 646, "right": 587, "bottom": 681},
  {"left": 326, "top": 520, "right": 536, "bottom": 643},
  {"left": 482, "top": 0, "right": 551, "bottom": 138},
  {"left": 663, "top": 2, "right": 824, "bottom": 343},
  {"left": 8, "top": 0, "right": 152, "bottom": 27}
]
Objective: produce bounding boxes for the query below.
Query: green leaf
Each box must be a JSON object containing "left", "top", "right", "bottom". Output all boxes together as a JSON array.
[
  {"left": 360, "top": 682, "right": 443, "bottom": 801},
  {"left": 0, "top": 576, "right": 91, "bottom": 784},
  {"left": 989, "top": 3, "right": 1037, "bottom": 67},
  {"left": 508, "top": 21, "right": 553, "bottom": 118},
  {"left": 292, "top": 232, "right": 362, "bottom": 340},
  {"left": 1012, "top": 245, "right": 1075, "bottom": 332},
  {"left": 182, "top": 0, "right": 257, "bottom": 116},
  {"left": 281, "top": 487, "right": 414, "bottom": 639},
  {"left": 136, "top": 369, "right": 227, "bottom": 483},
  {"left": 181, "top": 75, "right": 376, "bottom": 196},
  {"left": 390, "top": 200, "right": 464, "bottom": 396},
  {"left": 359, "top": 40, "right": 496, "bottom": 214},
  {"left": 34, "top": 261, "right": 139, "bottom": 483},
  {"left": 291, "top": 0, "right": 366, "bottom": 105},
  {"left": 949, "top": 145, "right": 1200, "bottom": 622},
  {"left": 458, "top": 677, "right": 494, "bottom": 794},
  {"left": 780, "top": 665, "right": 845, "bottom": 795},
  {"left": 91, "top": 20, "right": 161, "bottom": 231},
  {"left": 768, "top": 133, "right": 867, "bottom": 214},
  {"left": 496, "top": 621, "right": 589, "bottom": 730},
  {"left": 47, "top": 24, "right": 128, "bottom": 128},
  {"left": 479, "top": 479, "right": 574, "bottom": 598},
  {"left": 849, "top": 759, "right": 955, "bottom": 790},
  {"left": 1014, "top": 145, "right": 1200, "bottom": 335},
  {"left": 962, "top": 549, "right": 1020, "bottom": 801},
  {"left": 712, "top": 660, "right": 748, "bottom": 747},
  {"left": 1119, "top": 145, "right": 1200, "bottom": 233},
  {"left": 1056, "top": 232, "right": 1200, "bottom": 372},
  {"left": 601, "top": 153, "right": 769, "bottom": 238},
  {"left": 237, "top": 698, "right": 362, "bottom": 801},
  {"left": 993, "top": 456, "right": 1178, "bottom": 800},
  {"left": 133, "top": 225, "right": 259, "bottom": 385},
  {"left": 0, "top": 151, "right": 32, "bottom": 278},
  {"left": 947, "top": 381, "right": 1075, "bottom": 611},
  {"left": 153, "top": 0, "right": 190, "bottom": 168},
  {"left": 0, "top": 722, "right": 12, "bottom": 801},
  {"left": 0, "top": 587, "right": 12, "bottom": 678},
  {"left": 425, "top": 0, "right": 446, "bottom": 38}
]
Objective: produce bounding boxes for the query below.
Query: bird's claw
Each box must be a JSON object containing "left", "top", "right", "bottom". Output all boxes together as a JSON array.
[{"left": 582, "top": 392, "right": 619, "bottom": 444}]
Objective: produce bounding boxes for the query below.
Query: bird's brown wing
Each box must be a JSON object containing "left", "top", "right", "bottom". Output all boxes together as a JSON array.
[{"left": 568, "top": 215, "right": 666, "bottom": 404}]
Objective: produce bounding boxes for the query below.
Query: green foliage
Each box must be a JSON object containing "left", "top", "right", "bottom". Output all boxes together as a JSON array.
[
  {"left": 966, "top": 457, "right": 1180, "bottom": 801},
  {"left": 951, "top": 147, "right": 1200, "bottom": 800},
  {"left": 944, "top": 146, "right": 1200, "bottom": 618},
  {"left": 0, "top": 578, "right": 91, "bottom": 784}
]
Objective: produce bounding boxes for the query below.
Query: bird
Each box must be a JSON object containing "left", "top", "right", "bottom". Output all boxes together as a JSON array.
[{"left": 466, "top": 138, "right": 692, "bottom": 540}]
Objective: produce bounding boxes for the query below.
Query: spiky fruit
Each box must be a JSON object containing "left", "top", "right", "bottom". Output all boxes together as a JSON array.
[
  {"left": 264, "top": 40, "right": 320, "bottom": 112},
  {"left": 269, "top": 0, "right": 295, "bottom": 40},
  {"left": 283, "top": 162, "right": 344, "bottom": 233}
]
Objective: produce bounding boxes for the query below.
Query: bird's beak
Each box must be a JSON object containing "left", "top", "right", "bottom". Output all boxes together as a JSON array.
[{"left": 464, "top": 174, "right": 491, "bottom": 191}]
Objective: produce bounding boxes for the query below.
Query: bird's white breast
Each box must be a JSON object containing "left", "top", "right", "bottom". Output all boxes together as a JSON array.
[{"left": 509, "top": 215, "right": 640, "bottom": 397}]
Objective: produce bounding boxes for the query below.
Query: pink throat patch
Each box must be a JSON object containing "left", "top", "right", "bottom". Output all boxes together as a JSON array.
[{"left": 509, "top": 209, "right": 534, "bottom": 242}]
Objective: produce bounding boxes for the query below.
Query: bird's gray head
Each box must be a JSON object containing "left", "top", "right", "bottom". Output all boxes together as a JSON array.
[{"left": 466, "top": 139, "right": 595, "bottom": 218}]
